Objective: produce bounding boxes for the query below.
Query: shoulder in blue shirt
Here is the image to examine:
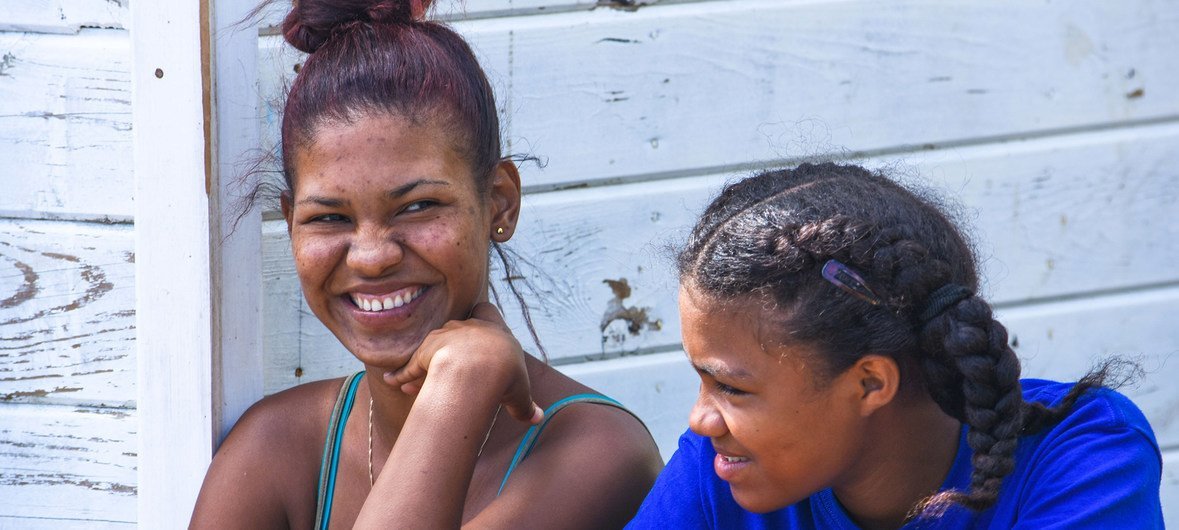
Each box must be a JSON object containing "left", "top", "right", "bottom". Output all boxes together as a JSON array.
[{"left": 627, "top": 379, "right": 1162, "bottom": 529}]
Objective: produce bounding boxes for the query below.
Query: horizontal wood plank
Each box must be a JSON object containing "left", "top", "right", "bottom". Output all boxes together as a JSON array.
[
  {"left": 0, "top": 30, "right": 133, "bottom": 221},
  {"left": 558, "top": 351, "right": 696, "bottom": 462},
  {"left": 260, "top": 122, "right": 1179, "bottom": 390},
  {"left": 0, "top": 518, "right": 133, "bottom": 530},
  {"left": 0, "top": 219, "right": 136, "bottom": 407},
  {"left": 1001, "top": 286, "right": 1179, "bottom": 449},
  {"left": 1162, "top": 449, "right": 1179, "bottom": 526},
  {"left": 0, "top": 404, "right": 136, "bottom": 524},
  {"left": 0, "top": 1, "right": 127, "bottom": 34},
  {"left": 251, "top": 0, "right": 603, "bottom": 30},
  {"left": 257, "top": 0, "right": 1179, "bottom": 191}
]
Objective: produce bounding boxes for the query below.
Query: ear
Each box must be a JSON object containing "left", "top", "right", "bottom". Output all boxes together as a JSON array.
[
  {"left": 849, "top": 354, "right": 901, "bottom": 416},
  {"left": 487, "top": 160, "right": 522, "bottom": 242},
  {"left": 280, "top": 191, "right": 294, "bottom": 236}
]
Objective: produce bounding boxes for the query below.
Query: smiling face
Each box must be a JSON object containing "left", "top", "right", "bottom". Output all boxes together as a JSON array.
[
  {"left": 680, "top": 283, "right": 870, "bottom": 513},
  {"left": 283, "top": 113, "right": 519, "bottom": 371}
]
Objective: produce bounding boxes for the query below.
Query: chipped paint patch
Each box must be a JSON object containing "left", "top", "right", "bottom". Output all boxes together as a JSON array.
[{"left": 600, "top": 278, "right": 661, "bottom": 348}]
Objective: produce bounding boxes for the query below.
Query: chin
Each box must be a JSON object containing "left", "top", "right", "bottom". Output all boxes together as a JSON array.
[
  {"left": 731, "top": 488, "right": 796, "bottom": 514},
  {"left": 342, "top": 336, "right": 422, "bottom": 371}
]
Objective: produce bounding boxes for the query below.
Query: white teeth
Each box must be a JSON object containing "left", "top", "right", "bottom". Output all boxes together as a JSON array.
[
  {"left": 723, "top": 456, "right": 748, "bottom": 463},
  {"left": 352, "top": 288, "right": 421, "bottom": 312}
]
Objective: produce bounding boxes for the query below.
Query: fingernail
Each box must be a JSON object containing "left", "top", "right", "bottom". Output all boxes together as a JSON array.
[{"left": 531, "top": 404, "right": 544, "bottom": 424}]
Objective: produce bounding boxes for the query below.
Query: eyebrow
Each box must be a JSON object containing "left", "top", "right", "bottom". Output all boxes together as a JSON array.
[
  {"left": 387, "top": 179, "right": 451, "bottom": 199},
  {"left": 691, "top": 359, "right": 755, "bottom": 382},
  {"left": 296, "top": 179, "right": 451, "bottom": 207},
  {"left": 297, "top": 196, "right": 348, "bottom": 208}
]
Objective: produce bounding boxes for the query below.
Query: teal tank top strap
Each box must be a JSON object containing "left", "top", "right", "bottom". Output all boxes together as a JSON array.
[
  {"left": 313, "top": 371, "right": 365, "bottom": 530},
  {"left": 497, "top": 393, "right": 646, "bottom": 496}
]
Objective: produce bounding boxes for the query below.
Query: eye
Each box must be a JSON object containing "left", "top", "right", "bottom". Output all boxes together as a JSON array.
[
  {"left": 714, "top": 381, "right": 748, "bottom": 397},
  {"left": 402, "top": 200, "right": 439, "bottom": 213},
  {"left": 309, "top": 213, "right": 349, "bottom": 223}
]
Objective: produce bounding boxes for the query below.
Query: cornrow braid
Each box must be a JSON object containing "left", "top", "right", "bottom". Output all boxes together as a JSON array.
[{"left": 678, "top": 162, "right": 1110, "bottom": 517}]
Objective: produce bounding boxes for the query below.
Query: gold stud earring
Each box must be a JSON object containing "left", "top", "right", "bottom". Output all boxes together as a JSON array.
[{"left": 496, "top": 227, "right": 505, "bottom": 235}]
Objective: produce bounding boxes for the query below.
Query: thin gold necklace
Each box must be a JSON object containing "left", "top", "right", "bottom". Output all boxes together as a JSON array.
[{"left": 368, "top": 398, "right": 502, "bottom": 487}]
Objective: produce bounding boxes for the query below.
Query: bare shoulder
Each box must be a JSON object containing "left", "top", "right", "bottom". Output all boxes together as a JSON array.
[
  {"left": 496, "top": 359, "right": 663, "bottom": 528},
  {"left": 190, "top": 377, "right": 351, "bottom": 529}
]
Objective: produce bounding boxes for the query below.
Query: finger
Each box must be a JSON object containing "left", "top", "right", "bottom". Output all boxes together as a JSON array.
[
  {"left": 400, "top": 380, "right": 423, "bottom": 395},
  {"left": 384, "top": 362, "right": 426, "bottom": 387},
  {"left": 501, "top": 374, "right": 544, "bottom": 425},
  {"left": 505, "top": 399, "right": 544, "bottom": 425},
  {"left": 468, "top": 301, "right": 508, "bottom": 327}
]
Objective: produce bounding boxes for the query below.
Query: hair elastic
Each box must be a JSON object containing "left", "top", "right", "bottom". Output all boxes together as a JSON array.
[
  {"left": 821, "top": 260, "right": 881, "bottom": 306},
  {"left": 917, "top": 284, "right": 973, "bottom": 323}
]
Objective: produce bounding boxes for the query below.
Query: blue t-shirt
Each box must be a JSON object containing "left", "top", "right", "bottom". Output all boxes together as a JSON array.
[{"left": 627, "top": 379, "right": 1162, "bottom": 529}]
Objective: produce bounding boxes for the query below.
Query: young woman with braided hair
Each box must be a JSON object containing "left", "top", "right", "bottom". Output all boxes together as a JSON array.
[
  {"left": 189, "top": 1, "right": 661, "bottom": 528},
  {"left": 627, "top": 162, "right": 1162, "bottom": 529}
]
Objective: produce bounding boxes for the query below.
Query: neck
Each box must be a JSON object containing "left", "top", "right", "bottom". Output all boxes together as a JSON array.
[
  {"left": 832, "top": 395, "right": 961, "bottom": 530},
  {"left": 363, "top": 369, "right": 417, "bottom": 447}
]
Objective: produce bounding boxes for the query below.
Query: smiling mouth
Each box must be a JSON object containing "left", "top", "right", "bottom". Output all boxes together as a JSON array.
[
  {"left": 721, "top": 455, "right": 750, "bottom": 463},
  {"left": 349, "top": 286, "right": 425, "bottom": 312}
]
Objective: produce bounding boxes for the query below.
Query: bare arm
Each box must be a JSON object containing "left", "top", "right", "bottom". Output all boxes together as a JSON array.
[
  {"left": 190, "top": 383, "right": 328, "bottom": 530},
  {"left": 354, "top": 302, "right": 662, "bottom": 529},
  {"left": 353, "top": 302, "right": 541, "bottom": 529}
]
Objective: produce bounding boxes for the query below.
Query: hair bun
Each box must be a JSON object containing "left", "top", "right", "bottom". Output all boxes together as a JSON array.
[{"left": 281, "top": 0, "right": 433, "bottom": 54}]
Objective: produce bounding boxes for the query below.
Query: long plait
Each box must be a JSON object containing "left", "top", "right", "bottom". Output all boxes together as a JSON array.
[{"left": 915, "top": 297, "right": 1024, "bottom": 513}]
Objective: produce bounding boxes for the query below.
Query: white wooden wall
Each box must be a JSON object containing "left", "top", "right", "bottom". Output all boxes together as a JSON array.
[
  {"left": 0, "top": 1, "right": 136, "bottom": 528},
  {"left": 2, "top": 0, "right": 1178, "bottom": 527}
]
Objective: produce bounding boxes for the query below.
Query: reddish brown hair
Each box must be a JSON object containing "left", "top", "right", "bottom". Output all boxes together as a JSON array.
[{"left": 280, "top": 0, "right": 501, "bottom": 191}]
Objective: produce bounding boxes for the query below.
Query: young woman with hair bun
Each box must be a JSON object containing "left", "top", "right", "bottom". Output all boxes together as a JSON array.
[
  {"left": 190, "top": 1, "right": 661, "bottom": 528},
  {"left": 626, "top": 163, "right": 1163, "bottom": 529}
]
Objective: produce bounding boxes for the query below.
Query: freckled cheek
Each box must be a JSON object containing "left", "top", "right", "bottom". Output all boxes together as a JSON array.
[
  {"left": 291, "top": 237, "right": 347, "bottom": 282},
  {"left": 404, "top": 220, "right": 486, "bottom": 260}
]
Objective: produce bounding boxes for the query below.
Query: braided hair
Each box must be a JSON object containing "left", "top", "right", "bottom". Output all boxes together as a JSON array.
[{"left": 678, "top": 162, "right": 1106, "bottom": 514}]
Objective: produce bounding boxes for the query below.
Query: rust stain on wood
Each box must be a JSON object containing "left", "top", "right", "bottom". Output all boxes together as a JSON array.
[{"left": 600, "top": 278, "right": 660, "bottom": 338}]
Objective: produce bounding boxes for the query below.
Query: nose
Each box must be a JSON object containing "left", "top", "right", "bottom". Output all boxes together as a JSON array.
[
  {"left": 346, "top": 225, "right": 404, "bottom": 278},
  {"left": 688, "top": 388, "right": 727, "bottom": 439}
]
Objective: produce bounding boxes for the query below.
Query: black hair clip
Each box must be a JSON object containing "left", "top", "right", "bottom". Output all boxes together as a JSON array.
[{"left": 821, "top": 260, "right": 881, "bottom": 306}]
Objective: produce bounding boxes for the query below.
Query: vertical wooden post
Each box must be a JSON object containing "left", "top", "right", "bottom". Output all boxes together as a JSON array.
[
  {"left": 132, "top": 0, "right": 216, "bottom": 527},
  {"left": 210, "top": 0, "right": 265, "bottom": 445},
  {"left": 133, "top": 0, "right": 265, "bottom": 525}
]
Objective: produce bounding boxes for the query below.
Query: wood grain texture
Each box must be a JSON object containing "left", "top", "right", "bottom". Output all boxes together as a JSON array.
[
  {"left": 259, "top": 122, "right": 1179, "bottom": 391},
  {"left": 257, "top": 0, "right": 1179, "bottom": 191},
  {"left": 0, "top": 30, "right": 133, "bottom": 221},
  {"left": 0, "top": 0, "right": 127, "bottom": 34},
  {"left": 0, "top": 219, "right": 135, "bottom": 407},
  {"left": 0, "top": 404, "right": 136, "bottom": 526}
]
